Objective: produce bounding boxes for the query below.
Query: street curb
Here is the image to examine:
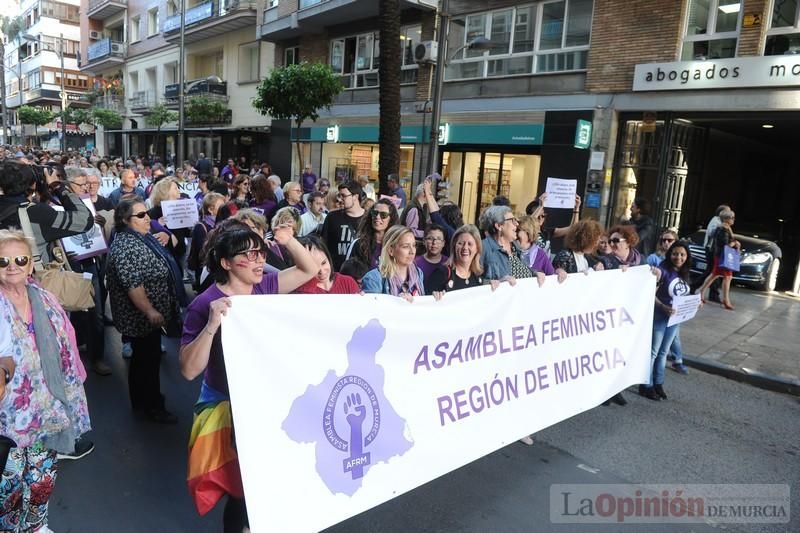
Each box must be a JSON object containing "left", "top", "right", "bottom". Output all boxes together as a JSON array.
[{"left": 683, "top": 355, "right": 800, "bottom": 397}]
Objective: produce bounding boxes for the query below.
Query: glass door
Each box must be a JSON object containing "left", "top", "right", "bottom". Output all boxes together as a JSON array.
[{"left": 478, "top": 153, "right": 503, "bottom": 215}]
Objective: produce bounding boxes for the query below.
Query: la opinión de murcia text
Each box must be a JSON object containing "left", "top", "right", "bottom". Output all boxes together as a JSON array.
[{"left": 411, "top": 307, "right": 636, "bottom": 427}]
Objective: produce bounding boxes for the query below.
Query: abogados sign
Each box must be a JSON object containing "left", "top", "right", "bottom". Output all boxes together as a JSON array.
[{"left": 633, "top": 56, "right": 800, "bottom": 91}]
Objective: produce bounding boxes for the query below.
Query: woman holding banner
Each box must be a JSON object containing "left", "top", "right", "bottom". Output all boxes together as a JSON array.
[
  {"left": 179, "top": 225, "right": 318, "bottom": 532},
  {"left": 646, "top": 241, "right": 694, "bottom": 401},
  {"left": 362, "top": 225, "right": 425, "bottom": 300}
]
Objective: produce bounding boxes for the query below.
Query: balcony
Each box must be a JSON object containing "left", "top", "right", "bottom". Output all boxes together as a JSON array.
[
  {"left": 163, "top": 78, "right": 229, "bottom": 107},
  {"left": 94, "top": 95, "right": 126, "bottom": 113},
  {"left": 84, "top": 38, "right": 126, "bottom": 71},
  {"left": 87, "top": 0, "right": 127, "bottom": 20},
  {"left": 260, "top": 0, "right": 435, "bottom": 41},
  {"left": 163, "top": 0, "right": 257, "bottom": 44},
  {"left": 128, "top": 90, "right": 155, "bottom": 112}
]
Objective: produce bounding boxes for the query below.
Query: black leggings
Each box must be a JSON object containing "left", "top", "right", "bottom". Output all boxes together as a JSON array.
[
  {"left": 129, "top": 329, "right": 163, "bottom": 411},
  {"left": 223, "top": 496, "right": 249, "bottom": 533}
]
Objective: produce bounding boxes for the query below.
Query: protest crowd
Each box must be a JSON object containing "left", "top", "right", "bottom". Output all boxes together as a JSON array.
[{"left": 0, "top": 144, "right": 733, "bottom": 532}]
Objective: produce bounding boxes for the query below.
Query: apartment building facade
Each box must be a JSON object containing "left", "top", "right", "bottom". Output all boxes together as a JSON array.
[
  {"left": 4, "top": 0, "right": 93, "bottom": 148},
  {"left": 259, "top": 0, "right": 800, "bottom": 288},
  {"left": 79, "top": 0, "right": 276, "bottom": 163}
]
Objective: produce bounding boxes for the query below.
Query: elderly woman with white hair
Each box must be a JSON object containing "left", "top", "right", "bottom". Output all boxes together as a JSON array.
[
  {"left": 480, "top": 205, "right": 546, "bottom": 286},
  {"left": 697, "top": 208, "right": 740, "bottom": 310}
]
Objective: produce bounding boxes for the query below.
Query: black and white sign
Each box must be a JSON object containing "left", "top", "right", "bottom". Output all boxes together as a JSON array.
[{"left": 633, "top": 56, "right": 800, "bottom": 91}]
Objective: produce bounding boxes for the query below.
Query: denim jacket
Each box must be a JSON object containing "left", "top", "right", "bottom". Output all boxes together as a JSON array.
[{"left": 481, "top": 236, "right": 527, "bottom": 281}]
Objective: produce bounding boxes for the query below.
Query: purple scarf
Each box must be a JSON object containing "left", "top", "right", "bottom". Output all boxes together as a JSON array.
[{"left": 388, "top": 266, "right": 423, "bottom": 297}]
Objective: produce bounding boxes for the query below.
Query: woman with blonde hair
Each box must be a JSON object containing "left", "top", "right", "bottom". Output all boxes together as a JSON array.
[
  {"left": 361, "top": 225, "right": 424, "bottom": 301},
  {"left": 147, "top": 176, "right": 187, "bottom": 266},
  {"left": 516, "top": 214, "right": 555, "bottom": 276},
  {"left": 263, "top": 207, "right": 301, "bottom": 270}
]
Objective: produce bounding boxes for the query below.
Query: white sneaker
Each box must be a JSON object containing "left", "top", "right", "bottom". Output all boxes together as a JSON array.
[
  {"left": 519, "top": 435, "right": 534, "bottom": 446},
  {"left": 121, "top": 342, "right": 133, "bottom": 359}
]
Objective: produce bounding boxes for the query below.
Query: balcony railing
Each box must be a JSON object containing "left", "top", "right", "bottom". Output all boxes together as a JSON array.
[
  {"left": 164, "top": 0, "right": 253, "bottom": 33},
  {"left": 128, "top": 90, "right": 155, "bottom": 110},
  {"left": 86, "top": 38, "right": 126, "bottom": 62},
  {"left": 94, "top": 95, "right": 125, "bottom": 112},
  {"left": 164, "top": 78, "right": 228, "bottom": 104},
  {"left": 87, "top": 0, "right": 128, "bottom": 20}
]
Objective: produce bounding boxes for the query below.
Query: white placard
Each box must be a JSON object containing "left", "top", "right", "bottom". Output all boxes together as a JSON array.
[
  {"left": 99, "top": 176, "right": 120, "bottom": 197},
  {"left": 667, "top": 294, "right": 702, "bottom": 327},
  {"left": 56, "top": 197, "right": 109, "bottom": 260},
  {"left": 589, "top": 151, "right": 605, "bottom": 171},
  {"left": 544, "top": 178, "right": 577, "bottom": 209},
  {"left": 633, "top": 56, "right": 800, "bottom": 92},
  {"left": 221, "top": 267, "right": 656, "bottom": 533},
  {"left": 161, "top": 198, "right": 199, "bottom": 229}
]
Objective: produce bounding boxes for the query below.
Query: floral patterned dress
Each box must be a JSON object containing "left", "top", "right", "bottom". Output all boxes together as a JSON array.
[{"left": 0, "top": 285, "right": 91, "bottom": 449}]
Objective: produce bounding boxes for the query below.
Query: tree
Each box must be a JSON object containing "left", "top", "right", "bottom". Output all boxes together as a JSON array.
[
  {"left": 378, "top": 0, "right": 402, "bottom": 196},
  {"left": 185, "top": 96, "right": 228, "bottom": 125},
  {"left": 145, "top": 103, "right": 178, "bottom": 160},
  {"left": 92, "top": 108, "right": 123, "bottom": 129},
  {"left": 17, "top": 106, "right": 53, "bottom": 147},
  {"left": 58, "top": 108, "right": 93, "bottom": 129},
  {"left": 0, "top": 16, "right": 24, "bottom": 43},
  {"left": 252, "top": 62, "right": 343, "bottom": 174}
]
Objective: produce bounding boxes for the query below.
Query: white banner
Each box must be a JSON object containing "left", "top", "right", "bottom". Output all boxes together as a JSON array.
[
  {"left": 161, "top": 198, "right": 199, "bottom": 229},
  {"left": 633, "top": 56, "right": 800, "bottom": 91},
  {"left": 221, "top": 266, "right": 656, "bottom": 533},
  {"left": 99, "top": 176, "right": 120, "bottom": 198}
]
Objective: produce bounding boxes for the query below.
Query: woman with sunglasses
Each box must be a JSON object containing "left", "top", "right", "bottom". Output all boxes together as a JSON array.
[
  {"left": 362, "top": 225, "right": 425, "bottom": 301},
  {"left": 179, "top": 224, "right": 317, "bottom": 532},
  {"left": 0, "top": 230, "right": 91, "bottom": 533},
  {"left": 231, "top": 175, "right": 251, "bottom": 204},
  {"left": 107, "top": 198, "right": 187, "bottom": 424},
  {"left": 346, "top": 198, "right": 399, "bottom": 269},
  {"left": 599, "top": 225, "right": 642, "bottom": 270}
]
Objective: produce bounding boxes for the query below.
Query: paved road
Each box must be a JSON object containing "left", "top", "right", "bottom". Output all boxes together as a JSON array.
[{"left": 49, "top": 329, "right": 798, "bottom": 532}]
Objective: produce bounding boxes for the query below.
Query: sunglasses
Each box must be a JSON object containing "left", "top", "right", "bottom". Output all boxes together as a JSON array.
[
  {"left": 609, "top": 237, "right": 626, "bottom": 244},
  {"left": 370, "top": 209, "right": 390, "bottom": 220},
  {"left": 237, "top": 248, "right": 268, "bottom": 262},
  {"left": 129, "top": 211, "right": 149, "bottom": 219},
  {"left": 0, "top": 255, "right": 31, "bottom": 268},
  {"left": 661, "top": 238, "right": 675, "bottom": 243}
]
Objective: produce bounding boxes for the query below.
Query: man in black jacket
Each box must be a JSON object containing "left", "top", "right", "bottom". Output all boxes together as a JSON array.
[{"left": 629, "top": 197, "right": 657, "bottom": 257}]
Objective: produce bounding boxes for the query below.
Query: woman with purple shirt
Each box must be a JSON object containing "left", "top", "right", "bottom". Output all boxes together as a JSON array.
[
  {"left": 415, "top": 224, "right": 448, "bottom": 280},
  {"left": 179, "top": 224, "right": 318, "bottom": 532},
  {"left": 516, "top": 215, "right": 555, "bottom": 276},
  {"left": 248, "top": 174, "right": 278, "bottom": 225},
  {"left": 346, "top": 198, "right": 399, "bottom": 269}
]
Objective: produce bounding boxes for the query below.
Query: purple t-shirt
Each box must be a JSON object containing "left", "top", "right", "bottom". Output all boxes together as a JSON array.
[
  {"left": 656, "top": 266, "right": 690, "bottom": 314},
  {"left": 415, "top": 255, "right": 447, "bottom": 281},
  {"left": 181, "top": 273, "right": 279, "bottom": 396}
]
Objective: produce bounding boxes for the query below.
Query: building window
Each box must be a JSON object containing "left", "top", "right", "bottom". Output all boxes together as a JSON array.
[
  {"left": 766, "top": 0, "right": 800, "bottom": 55},
  {"left": 267, "top": 0, "right": 279, "bottom": 8},
  {"left": 400, "top": 25, "right": 421, "bottom": 84},
  {"left": 239, "top": 42, "right": 260, "bottom": 82},
  {"left": 330, "top": 26, "right": 419, "bottom": 89},
  {"left": 39, "top": 1, "right": 80, "bottom": 24},
  {"left": 682, "top": 0, "right": 742, "bottom": 60},
  {"left": 445, "top": 1, "right": 593, "bottom": 81},
  {"left": 284, "top": 46, "right": 299, "bottom": 66},
  {"left": 148, "top": 8, "right": 159, "bottom": 37},
  {"left": 131, "top": 16, "right": 141, "bottom": 42}
]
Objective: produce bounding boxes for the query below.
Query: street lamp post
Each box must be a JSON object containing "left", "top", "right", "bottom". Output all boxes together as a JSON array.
[
  {"left": 177, "top": 0, "right": 187, "bottom": 166},
  {"left": 59, "top": 33, "right": 66, "bottom": 152},
  {"left": 425, "top": 0, "right": 493, "bottom": 176}
]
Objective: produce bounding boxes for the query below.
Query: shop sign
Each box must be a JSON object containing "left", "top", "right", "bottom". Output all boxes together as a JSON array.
[
  {"left": 633, "top": 56, "right": 800, "bottom": 91},
  {"left": 438, "top": 124, "right": 449, "bottom": 145},
  {"left": 574, "top": 120, "right": 592, "bottom": 149},
  {"left": 326, "top": 125, "right": 340, "bottom": 143},
  {"left": 443, "top": 124, "right": 544, "bottom": 145}
]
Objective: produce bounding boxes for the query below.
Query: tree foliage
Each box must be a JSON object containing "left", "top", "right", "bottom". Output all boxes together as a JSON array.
[
  {"left": 0, "top": 16, "right": 24, "bottom": 43},
  {"left": 185, "top": 97, "right": 228, "bottom": 125},
  {"left": 17, "top": 106, "right": 53, "bottom": 127},
  {"left": 92, "top": 108, "right": 123, "bottom": 129},
  {"left": 144, "top": 103, "right": 178, "bottom": 129},
  {"left": 58, "top": 108, "right": 93, "bottom": 126},
  {"left": 252, "top": 62, "right": 343, "bottom": 171}
]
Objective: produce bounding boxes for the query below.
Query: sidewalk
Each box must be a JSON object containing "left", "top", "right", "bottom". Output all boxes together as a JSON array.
[{"left": 679, "top": 287, "right": 800, "bottom": 396}]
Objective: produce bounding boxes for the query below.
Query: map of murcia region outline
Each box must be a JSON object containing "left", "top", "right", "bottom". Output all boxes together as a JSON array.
[{"left": 283, "top": 319, "right": 414, "bottom": 496}]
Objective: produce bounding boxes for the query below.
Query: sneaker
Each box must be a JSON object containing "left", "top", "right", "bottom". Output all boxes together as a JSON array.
[
  {"left": 57, "top": 439, "right": 95, "bottom": 461},
  {"left": 672, "top": 363, "right": 689, "bottom": 375},
  {"left": 519, "top": 435, "right": 534, "bottom": 446},
  {"left": 92, "top": 360, "right": 112, "bottom": 376},
  {"left": 121, "top": 342, "right": 133, "bottom": 359},
  {"left": 667, "top": 354, "right": 676, "bottom": 362}
]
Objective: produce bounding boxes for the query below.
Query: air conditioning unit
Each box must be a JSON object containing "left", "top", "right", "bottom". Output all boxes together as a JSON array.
[
  {"left": 88, "top": 30, "right": 102, "bottom": 40},
  {"left": 414, "top": 40, "right": 438, "bottom": 64},
  {"left": 110, "top": 43, "right": 124, "bottom": 53}
]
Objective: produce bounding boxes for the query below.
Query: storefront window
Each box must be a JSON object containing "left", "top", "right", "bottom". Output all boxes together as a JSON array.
[
  {"left": 682, "top": 0, "right": 741, "bottom": 60},
  {"left": 766, "top": 0, "right": 800, "bottom": 55}
]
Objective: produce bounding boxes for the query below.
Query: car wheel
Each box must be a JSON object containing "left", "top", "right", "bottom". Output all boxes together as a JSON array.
[{"left": 759, "top": 258, "right": 780, "bottom": 292}]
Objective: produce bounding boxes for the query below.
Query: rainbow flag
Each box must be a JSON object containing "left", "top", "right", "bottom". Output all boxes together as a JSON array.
[{"left": 187, "top": 396, "right": 244, "bottom": 515}]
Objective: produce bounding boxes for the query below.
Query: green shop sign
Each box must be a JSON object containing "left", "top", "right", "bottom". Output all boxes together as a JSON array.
[
  {"left": 574, "top": 119, "right": 592, "bottom": 149},
  {"left": 299, "top": 123, "right": 544, "bottom": 145}
]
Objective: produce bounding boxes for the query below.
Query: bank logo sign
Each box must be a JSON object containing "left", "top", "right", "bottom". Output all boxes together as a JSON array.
[{"left": 633, "top": 56, "right": 800, "bottom": 91}]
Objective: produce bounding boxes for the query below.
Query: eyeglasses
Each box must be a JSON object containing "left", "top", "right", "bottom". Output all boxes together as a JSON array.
[
  {"left": 0, "top": 255, "right": 31, "bottom": 268},
  {"left": 609, "top": 237, "right": 626, "bottom": 244},
  {"left": 425, "top": 236, "right": 444, "bottom": 243},
  {"left": 370, "top": 209, "right": 390, "bottom": 220},
  {"left": 337, "top": 192, "right": 353, "bottom": 200},
  {"left": 87, "top": 181, "right": 100, "bottom": 188},
  {"left": 503, "top": 217, "right": 519, "bottom": 225},
  {"left": 69, "top": 180, "right": 88, "bottom": 189},
  {"left": 129, "top": 211, "right": 149, "bottom": 219},
  {"left": 660, "top": 238, "right": 675, "bottom": 243},
  {"left": 237, "top": 248, "right": 268, "bottom": 262}
]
